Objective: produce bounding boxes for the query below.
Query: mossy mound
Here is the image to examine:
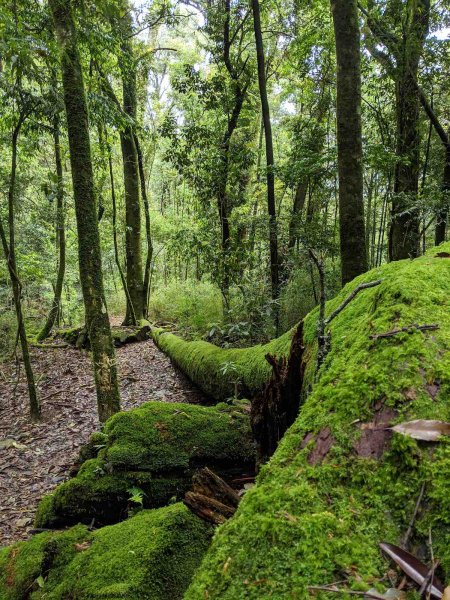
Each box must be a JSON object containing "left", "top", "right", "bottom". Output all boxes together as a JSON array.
[
  {"left": 0, "top": 503, "right": 213, "bottom": 599},
  {"left": 151, "top": 327, "right": 294, "bottom": 401},
  {"left": 185, "top": 245, "right": 450, "bottom": 599},
  {"left": 35, "top": 401, "right": 255, "bottom": 528}
]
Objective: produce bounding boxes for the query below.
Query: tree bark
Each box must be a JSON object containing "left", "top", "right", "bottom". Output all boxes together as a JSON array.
[
  {"left": 331, "top": 0, "right": 368, "bottom": 284},
  {"left": 49, "top": 0, "right": 120, "bottom": 422},
  {"left": 0, "top": 117, "right": 40, "bottom": 421},
  {"left": 435, "top": 144, "right": 450, "bottom": 245},
  {"left": 134, "top": 134, "right": 153, "bottom": 318},
  {"left": 117, "top": 2, "right": 144, "bottom": 324},
  {"left": 38, "top": 112, "right": 66, "bottom": 341},
  {"left": 389, "top": 0, "right": 429, "bottom": 260},
  {"left": 252, "top": 0, "right": 280, "bottom": 329}
]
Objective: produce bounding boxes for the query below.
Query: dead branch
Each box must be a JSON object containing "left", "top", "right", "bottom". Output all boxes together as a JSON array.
[
  {"left": 402, "top": 481, "right": 426, "bottom": 550},
  {"left": 326, "top": 280, "right": 383, "bottom": 326},
  {"left": 369, "top": 324, "right": 439, "bottom": 340}
]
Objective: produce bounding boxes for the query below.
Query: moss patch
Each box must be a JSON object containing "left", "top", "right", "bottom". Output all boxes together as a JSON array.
[
  {"left": 1, "top": 504, "right": 213, "bottom": 599},
  {"left": 185, "top": 245, "right": 450, "bottom": 599},
  {"left": 35, "top": 401, "right": 255, "bottom": 528}
]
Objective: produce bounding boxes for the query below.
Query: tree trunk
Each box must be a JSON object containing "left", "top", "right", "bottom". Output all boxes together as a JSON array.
[
  {"left": 134, "top": 134, "right": 153, "bottom": 318},
  {"left": 119, "top": 4, "right": 144, "bottom": 325},
  {"left": 252, "top": 0, "right": 280, "bottom": 330},
  {"left": 435, "top": 144, "right": 450, "bottom": 245},
  {"left": 0, "top": 118, "right": 40, "bottom": 421},
  {"left": 389, "top": 0, "right": 429, "bottom": 260},
  {"left": 38, "top": 113, "right": 66, "bottom": 341},
  {"left": 49, "top": 0, "right": 120, "bottom": 422},
  {"left": 331, "top": 0, "right": 368, "bottom": 284}
]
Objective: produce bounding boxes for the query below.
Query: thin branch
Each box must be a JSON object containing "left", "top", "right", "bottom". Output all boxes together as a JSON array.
[
  {"left": 369, "top": 324, "right": 439, "bottom": 340},
  {"left": 326, "top": 280, "right": 383, "bottom": 325}
]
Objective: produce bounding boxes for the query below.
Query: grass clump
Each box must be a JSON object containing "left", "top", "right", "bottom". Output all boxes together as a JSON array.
[
  {"left": 185, "top": 245, "right": 450, "bottom": 599},
  {"left": 1, "top": 504, "right": 213, "bottom": 599},
  {"left": 35, "top": 401, "right": 255, "bottom": 528}
]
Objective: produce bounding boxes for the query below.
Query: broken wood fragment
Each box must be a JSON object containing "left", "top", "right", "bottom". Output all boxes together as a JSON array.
[
  {"left": 192, "top": 467, "right": 240, "bottom": 509},
  {"left": 184, "top": 492, "right": 236, "bottom": 525}
]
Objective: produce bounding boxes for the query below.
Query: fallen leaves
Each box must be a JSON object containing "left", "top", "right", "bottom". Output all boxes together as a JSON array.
[
  {"left": 391, "top": 420, "right": 450, "bottom": 442},
  {"left": 379, "top": 543, "right": 444, "bottom": 599},
  {"left": 0, "top": 338, "right": 208, "bottom": 544}
]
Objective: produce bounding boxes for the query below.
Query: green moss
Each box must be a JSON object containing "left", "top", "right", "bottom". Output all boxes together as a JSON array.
[
  {"left": 2, "top": 504, "right": 213, "bottom": 600},
  {"left": 35, "top": 401, "right": 255, "bottom": 528},
  {"left": 185, "top": 245, "right": 450, "bottom": 599},
  {"left": 152, "top": 326, "right": 294, "bottom": 401}
]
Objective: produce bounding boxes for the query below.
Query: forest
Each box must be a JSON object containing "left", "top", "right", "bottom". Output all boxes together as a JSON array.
[{"left": 0, "top": 0, "right": 450, "bottom": 598}]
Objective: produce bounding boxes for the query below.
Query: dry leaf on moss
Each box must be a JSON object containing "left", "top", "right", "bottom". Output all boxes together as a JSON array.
[{"left": 391, "top": 420, "right": 450, "bottom": 442}]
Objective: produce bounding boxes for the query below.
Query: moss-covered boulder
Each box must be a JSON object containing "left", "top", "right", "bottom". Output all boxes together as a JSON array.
[
  {"left": 35, "top": 401, "right": 255, "bottom": 528},
  {"left": 151, "top": 327, "right": 294, "bottom": 401},
  {"left": 185, "top": 245, "right": 450, "bottom": 599},
  {"left": 0, "top": 503, "right": 213, "bottom": 599}
]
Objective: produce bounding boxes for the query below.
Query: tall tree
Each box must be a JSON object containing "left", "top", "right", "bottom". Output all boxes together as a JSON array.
[
  {"left": 116, "top": 3, "right": 144, "bottom": 324},
  {"left": 38, "top": 84, "right": 66, "bottom": 341},
  {"left": 251, "top": 0, "right": 280, "bottom": 329},
  {"left": 331, "top": 0, "right": 368, "bottom": 284},
  {"left": 49, "top": 0, "right": 120, "bottom": 422},
  {"left": 0, "top": 109, "right": 40, "bottom": 421}
]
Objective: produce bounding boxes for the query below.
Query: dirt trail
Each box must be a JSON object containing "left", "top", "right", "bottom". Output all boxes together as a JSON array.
[{"left": 0, "top": 337, "right": 207, "bottom": 546}]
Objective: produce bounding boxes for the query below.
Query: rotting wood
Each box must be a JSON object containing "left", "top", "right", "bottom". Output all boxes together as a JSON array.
[{"left": 251, "top": 320, "right": 306, "bottom": 465}]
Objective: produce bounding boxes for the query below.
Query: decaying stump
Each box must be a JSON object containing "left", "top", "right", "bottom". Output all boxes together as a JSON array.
[
  {"left": 251, "top": 320, "right": 306, "bottom": 465},
  {"left": 184, "top": 467, "right": 240, "bottom": 525}
]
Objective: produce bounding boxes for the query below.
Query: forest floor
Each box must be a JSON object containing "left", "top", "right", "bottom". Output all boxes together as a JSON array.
[{"left": 0, "top": 331, "right": 207, "bottom": 546}]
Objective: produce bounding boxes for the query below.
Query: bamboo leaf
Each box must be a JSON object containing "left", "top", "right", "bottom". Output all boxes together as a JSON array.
[
  {"left": 391, "top": 420, "right": 450, "bottom": 442},
  {"left": 379, "top": 543, "right": 444, "bottom": 599}
]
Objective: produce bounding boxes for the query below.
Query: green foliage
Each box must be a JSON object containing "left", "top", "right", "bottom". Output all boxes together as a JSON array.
[
  {"left": 185, "top": 245, "right": 450, "bottom": 599},
  {"left": 149, "top": 280, "right": 223, "bottom": 336},
  {"left": 1, "top": 504, "right": 213, "bottom": 600}
]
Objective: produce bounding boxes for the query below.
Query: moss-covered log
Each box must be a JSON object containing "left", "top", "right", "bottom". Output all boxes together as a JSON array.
[
  {"left": 0, "top": 503, "right": 212, "bottom": 600},
  {"left": 185, "top": 245, "right": 450, "bottom": 599},
  {"left": 35, "top": 401, "right": 255, "bottom": 528},
  {"left": 151, "top": 327, "right": 295, "bottom": 401},
  {"left": 56, "top": 324, "right": 150, "bottom": 349}
]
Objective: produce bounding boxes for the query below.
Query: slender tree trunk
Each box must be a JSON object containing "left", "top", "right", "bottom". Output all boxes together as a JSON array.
[
  {"left": 0, "top": 118, "right": 40, "bottom": 421},
  {"left": 252, "top": 0, "right": 280, "bottom": 330},
  {"left": 118, "top": 4, "right": 143, "bottom": 325},
  {"left": 435, "top": 144, "right": 450, "bottom": 245},
  {"left": 288, "top": 180, "right": 308, "bottom": 250},
  {"left": 107, "top": 135, "right": 136, "bottom": 324},
  {"left": 331, "top": 0, "right": 368, "bottom": 284},
  {"left": 389, "top": 0, "right": 429, "bottom": 260},
  {"left": 49, "top": 0, "right": 120, "bottom": 422},
  {"left": 38, "top": 114, "right": 66, "bottom": 341},
  {"left": 134, "top": 134, "right": 153, "bottom": 318}
]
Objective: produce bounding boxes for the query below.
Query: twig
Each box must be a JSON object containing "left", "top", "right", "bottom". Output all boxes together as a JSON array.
[
  {"left": 308, "top": 586, "right": 384, "bottom": 599},
  {"left": 418, "top": 559, "right": 439, "bottom": 598},
  {"left": 40, "top": 389, "right": 65, "bottom": 402},
  {"left": 369, "top": 324, "right": 439, "bottom": 340},
  {"left": 325, "top": 280, "right": 383, "bottom": 325},
  {"left": 402, "top": 481, "right": 426, "bottom": 550}
]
